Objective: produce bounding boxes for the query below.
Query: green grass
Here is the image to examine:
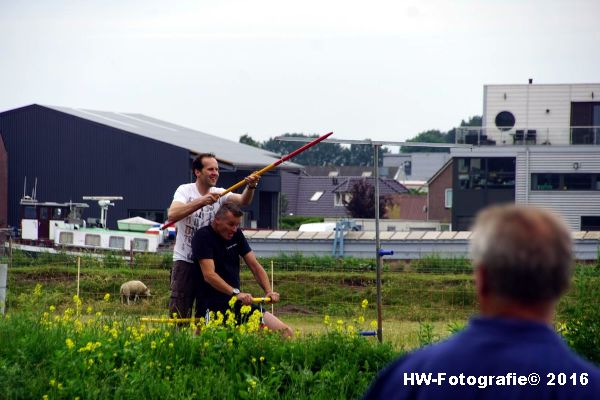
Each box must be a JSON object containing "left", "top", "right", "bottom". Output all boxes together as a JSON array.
[
  {"left": 7, "top": 260, "right": 596, "bottom": 325},
  {"left": 6, "top": 263, "right": 476, "bottom": 322},
  {"left": 283, "top": 315, "right": 461, "bottom": 351},
  {"left": 4, "top": 251, "right": 600, "bottom": 400}
]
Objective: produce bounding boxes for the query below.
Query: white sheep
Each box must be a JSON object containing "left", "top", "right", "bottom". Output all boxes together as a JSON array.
[{"left": 120, "top": 280, "right": 151, "bottom": 305}]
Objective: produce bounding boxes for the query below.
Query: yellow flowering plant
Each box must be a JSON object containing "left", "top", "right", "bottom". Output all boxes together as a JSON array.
[{"left": 322, "top": 299, "right": 374, "bottom": 337}]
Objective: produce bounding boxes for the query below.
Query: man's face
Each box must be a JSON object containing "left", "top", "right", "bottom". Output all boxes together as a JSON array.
[
  {"left": 195, "top": 157, "right": 219, "bottom": 187},
  {"left": 214, "top": 211, "right": 241, "bottom": 240}
]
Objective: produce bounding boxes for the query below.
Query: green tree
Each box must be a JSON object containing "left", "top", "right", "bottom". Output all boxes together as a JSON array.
[
  {"left": 347, "top": 143, "right": 389, "bottom": 166},
  {"left": 446, "top": 116, "right": 483, "bottom": 144},
  {"left": 259, "top": 134, "right": 389, "bottom": 166},
  {"left": 401, "top": 115, "right": 482, "bottom": 153},
  {"left": 239, "top": 134, "right": 261, "bottom": 148},
  {"left": 262, "top": 133, "right": 349, "bottom": 166},
  {"left": 401, "top": 129, "right": 449, "bottom": 153}
]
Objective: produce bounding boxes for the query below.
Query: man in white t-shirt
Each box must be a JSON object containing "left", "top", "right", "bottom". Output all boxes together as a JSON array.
[{"left": 168, "top": 153, "right": 259, "bottom": 319}]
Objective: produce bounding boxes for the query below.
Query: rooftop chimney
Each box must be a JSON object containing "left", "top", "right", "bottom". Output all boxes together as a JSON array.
[{"left": 528, "top": 78, "right": 533, "bottom": 84}]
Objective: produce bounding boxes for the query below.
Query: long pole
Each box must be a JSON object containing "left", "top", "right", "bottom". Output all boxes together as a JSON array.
[
  {"left": 374, "top": 144, "right": 383, "bottom": 343},
  {"left": 161, "top": 131, "right": 334, "bottom": 230},
  {"left": 220, "top": 131, "right": 334, "bottom": 198}
]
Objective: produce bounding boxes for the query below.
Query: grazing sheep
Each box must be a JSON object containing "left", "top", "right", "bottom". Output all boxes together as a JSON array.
[{"left": 120, "top": 280, "right": 151, "bottom": 305}]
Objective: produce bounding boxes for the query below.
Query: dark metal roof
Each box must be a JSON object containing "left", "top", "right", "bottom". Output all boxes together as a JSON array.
[{"left": 41, "top": 104, "right": 301, "bottom": 170}]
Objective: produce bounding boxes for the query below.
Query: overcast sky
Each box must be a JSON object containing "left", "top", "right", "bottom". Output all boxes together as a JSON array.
[{"left": 1, "top": 0, "right": 599, "bottom": 145}]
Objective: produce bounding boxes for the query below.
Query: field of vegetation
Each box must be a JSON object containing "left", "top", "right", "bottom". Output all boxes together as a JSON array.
[{"left": 1, "top": 251, "right": 599, "bottom": 399}]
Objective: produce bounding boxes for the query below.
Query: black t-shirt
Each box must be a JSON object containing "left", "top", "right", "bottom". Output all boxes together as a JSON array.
[{"left": 191, "top": 225, "right": 252, "bottom": 312}]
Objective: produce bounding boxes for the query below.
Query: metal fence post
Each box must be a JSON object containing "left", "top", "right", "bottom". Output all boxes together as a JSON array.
[
  {"left": 130, "top": 240, "right": 134, "bottom": 268},
  {"left": 0, "top": 264, "right": 7, "bottom": 316}
]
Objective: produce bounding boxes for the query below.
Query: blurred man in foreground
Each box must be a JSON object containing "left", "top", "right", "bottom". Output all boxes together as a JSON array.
[{"left": 364, "top": 204, "right": 600, "bottom": 399}]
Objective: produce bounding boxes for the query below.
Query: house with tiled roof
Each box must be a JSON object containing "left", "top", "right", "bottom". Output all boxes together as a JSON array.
[{"left": 281, "top": 172, "right": 408, "bottom": 218}]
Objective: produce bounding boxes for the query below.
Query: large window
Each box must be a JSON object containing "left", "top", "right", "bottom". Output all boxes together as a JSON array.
[
  {"left": 487, "top": 158, "right": 516, "bottom": 188},
  {"left": 458, "top": 158, "right": 485, "bottom": 189},
  {"left": 458, "top": 158, "right": 515, "bottom": 190},
  {"left": 582, "top": 216, "right": 600, "bottom": 231},
  {"left": 571, "top": 102, "right": 600, "bottom": 144},
  {"left": 531, "top": 173, "right": 600, "bottom": 191},
  {"left": 531, "top": 174, "right": 561, "bottom": 190},
  {"left": 564, "top": 174, "right": 593, "bottom": 190}
]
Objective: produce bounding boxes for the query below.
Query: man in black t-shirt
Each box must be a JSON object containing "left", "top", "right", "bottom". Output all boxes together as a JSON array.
[{"left": 192, "top": 201, "right": 292, "bottom": 337}]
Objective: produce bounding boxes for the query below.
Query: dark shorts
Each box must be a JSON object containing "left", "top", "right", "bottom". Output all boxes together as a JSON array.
[{"left": 168, "top": 260, "right": 203, "bottom": 318}]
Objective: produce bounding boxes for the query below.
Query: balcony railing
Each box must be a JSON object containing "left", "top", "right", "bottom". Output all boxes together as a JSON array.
[{"left": 455, "top": 126, "right": 600, "bottom": 146}]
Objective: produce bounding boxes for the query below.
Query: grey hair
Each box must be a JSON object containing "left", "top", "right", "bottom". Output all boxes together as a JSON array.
[
  {"left": 469, "top": 204, "right": 572, "bottom": 303},
  {"left": 215, "top": 200, "right": 243, "bottom": 219}
]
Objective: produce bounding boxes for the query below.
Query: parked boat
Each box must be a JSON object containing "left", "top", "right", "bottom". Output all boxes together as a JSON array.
[{"left": 16, "top": 196, "right": 168, "bottom": 253}]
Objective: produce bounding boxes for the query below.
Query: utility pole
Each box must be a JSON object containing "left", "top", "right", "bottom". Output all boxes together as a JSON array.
[{"left": 276, "top": 135, "right": 471, "bottom": 343}]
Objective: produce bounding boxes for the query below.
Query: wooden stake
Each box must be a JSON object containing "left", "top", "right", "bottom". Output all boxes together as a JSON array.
[
  {"left": 76, "top": 256, "right": 81, "bottom": 298},
  {"left": 271, "top": 260, "right": 274, "bottom": 314}
]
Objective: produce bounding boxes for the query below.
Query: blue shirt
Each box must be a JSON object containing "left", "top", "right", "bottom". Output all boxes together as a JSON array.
[{"left": 364, "top": 316, "right": 600, "bottom": 399}]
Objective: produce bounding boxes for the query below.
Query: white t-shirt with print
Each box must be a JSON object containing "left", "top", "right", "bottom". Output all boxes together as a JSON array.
[{"left": 172, "top": 183, "right": 232, "bottom": 263}]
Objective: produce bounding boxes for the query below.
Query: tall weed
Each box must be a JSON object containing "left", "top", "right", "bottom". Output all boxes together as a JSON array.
[{"left": 558, "top": 265, "right": 600, "bottom": 364}]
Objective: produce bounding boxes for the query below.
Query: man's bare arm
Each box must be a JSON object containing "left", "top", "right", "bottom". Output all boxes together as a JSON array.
[
  {"left": 167, "top": 193, "right": 219, "bottom": 223},
  {"left": 242, "top": 251, "right": 280, "bottom": 302},
  {"left": 227, "top": 174, "right": 260, "bottom": 206},
  {"left": 199, "top": 259, "right": 253, "bottom": 304}
]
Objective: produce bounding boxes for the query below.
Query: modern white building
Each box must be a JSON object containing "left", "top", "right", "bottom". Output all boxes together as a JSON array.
[
  {"left": 449, "top": 82, "right": 600, "bottom": 231},
  {"left": 457, "top": 82, "right": 600, "bottom": 146}
]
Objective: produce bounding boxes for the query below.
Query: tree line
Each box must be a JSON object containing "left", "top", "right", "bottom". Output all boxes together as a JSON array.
[
  {"left": 400, "top": 116, "right": 482, "bottom": 153},
  {"left": 239, "top": 115, "right": 481, "bottom": 165},
  {"left": 240, "top": 133, "right": 387, "bottom": 166}
]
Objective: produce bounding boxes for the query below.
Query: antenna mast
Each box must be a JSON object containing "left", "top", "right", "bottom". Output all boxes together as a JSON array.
[{"left": 82, "top": 196, "right": 124, "bottom": 229}]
